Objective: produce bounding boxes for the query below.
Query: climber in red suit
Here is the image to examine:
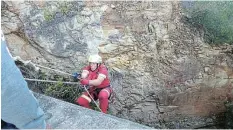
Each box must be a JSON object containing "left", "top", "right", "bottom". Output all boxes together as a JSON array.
[{"left": 75, "top": 54, "right": 113, "bottom": 113}]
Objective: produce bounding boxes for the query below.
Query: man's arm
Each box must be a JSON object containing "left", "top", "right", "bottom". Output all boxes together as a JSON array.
[
  {"left": 86, "top": 66, "right": 107, "bottom": 86},
  {"left": 1, "top": 33, "right": 46, "bottom": 129},
  {"left": 88, "top": 75, "right": 105, "bottom": 86}
]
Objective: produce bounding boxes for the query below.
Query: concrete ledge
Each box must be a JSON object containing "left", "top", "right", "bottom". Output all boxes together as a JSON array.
[{"left": 34, "top": 93, "right": 152, "bottom": 129}]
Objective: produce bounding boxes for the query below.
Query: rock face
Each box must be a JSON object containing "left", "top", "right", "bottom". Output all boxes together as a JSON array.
[
  {"left": 225, "top": 102, "right": 233, "bottom": 128},
  {"left": 2, "top": 1, "right": 233, "bottom": 128}
]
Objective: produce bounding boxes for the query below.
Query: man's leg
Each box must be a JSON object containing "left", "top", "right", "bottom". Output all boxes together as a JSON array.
[
  {"left": 1, "top": 120, "right": 17, "bottom": 129},
  {"left": 76, "top": 92, "right": 92, "bottom": 109},
  {"left": 98, "top": 88, "right": 112, "bottom": 113}
]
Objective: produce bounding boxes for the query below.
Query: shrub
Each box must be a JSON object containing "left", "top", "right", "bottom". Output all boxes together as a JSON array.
[{"left": 182, "top": 1, "right": 233, "bottom": 45}]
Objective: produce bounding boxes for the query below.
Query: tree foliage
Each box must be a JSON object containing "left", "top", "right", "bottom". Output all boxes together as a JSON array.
[{"left": 182, "top": 1, "right": 233, "bottom": 45}]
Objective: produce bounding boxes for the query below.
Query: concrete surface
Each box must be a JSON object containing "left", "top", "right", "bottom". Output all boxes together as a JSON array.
[{"left": 34, "top": 93, "right": 152, "bottom": 129}]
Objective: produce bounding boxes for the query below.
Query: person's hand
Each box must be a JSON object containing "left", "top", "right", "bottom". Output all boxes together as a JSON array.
[{"left": 80, "top": 79, "right": 89, "bottom": 85}]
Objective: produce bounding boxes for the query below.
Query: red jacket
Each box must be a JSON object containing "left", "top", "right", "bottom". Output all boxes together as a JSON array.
[{"left": 82, "top": 64, "right": 110, "bottom": 88}]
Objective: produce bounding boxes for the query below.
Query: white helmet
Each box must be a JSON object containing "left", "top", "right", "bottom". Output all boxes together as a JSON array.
[{"left": 88, "top": 54, "right": 102, "bottom": 63}]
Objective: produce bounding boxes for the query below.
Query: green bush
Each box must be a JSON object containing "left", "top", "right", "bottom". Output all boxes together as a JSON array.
[
  {"left": 44, "top": 78, "right": 83, "bottom": 103},
  {"left": 182, "top": 1, "right": 233, "bottom": 45}
]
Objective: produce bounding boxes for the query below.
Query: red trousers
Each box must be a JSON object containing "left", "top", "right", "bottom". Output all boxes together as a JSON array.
[{"left": 76, "top": 87, "right": 112, "bottom": 113}]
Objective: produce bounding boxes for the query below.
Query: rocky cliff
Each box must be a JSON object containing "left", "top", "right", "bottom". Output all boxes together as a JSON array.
[{"left": 2, "top": 1, "right": 233, "bottom": 128}]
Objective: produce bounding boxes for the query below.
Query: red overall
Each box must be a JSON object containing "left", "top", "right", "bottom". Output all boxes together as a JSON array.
[{"left": 76, "top": 64, "right": 112, "bottom": 113}]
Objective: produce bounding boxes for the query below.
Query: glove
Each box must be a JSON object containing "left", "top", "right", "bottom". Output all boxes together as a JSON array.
[
  {"left": 80, "top": 79, "right": 89, "bottom": 85},
  {"left": 72, "top": 72, "right": 81, "bottom": 82},
  {"left": 72, "top": 72, "right": 80, "bottom": 79}
]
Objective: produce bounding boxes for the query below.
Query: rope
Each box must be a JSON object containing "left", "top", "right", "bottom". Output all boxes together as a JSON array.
[
  {"left": 83, "top": 85, "right": 103, "bottom": 112},
  {"left": 33, "top": 63, "right": 73, "bottom": 76},
  {"left": 21, "top": 60, "right": 103, "bottom": 112},
  {"left": 24, "top": 77, "right": 102, "bottom": 112},
  {"left": 24, "top": 78, "right": 80, "bottom": 85}
]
